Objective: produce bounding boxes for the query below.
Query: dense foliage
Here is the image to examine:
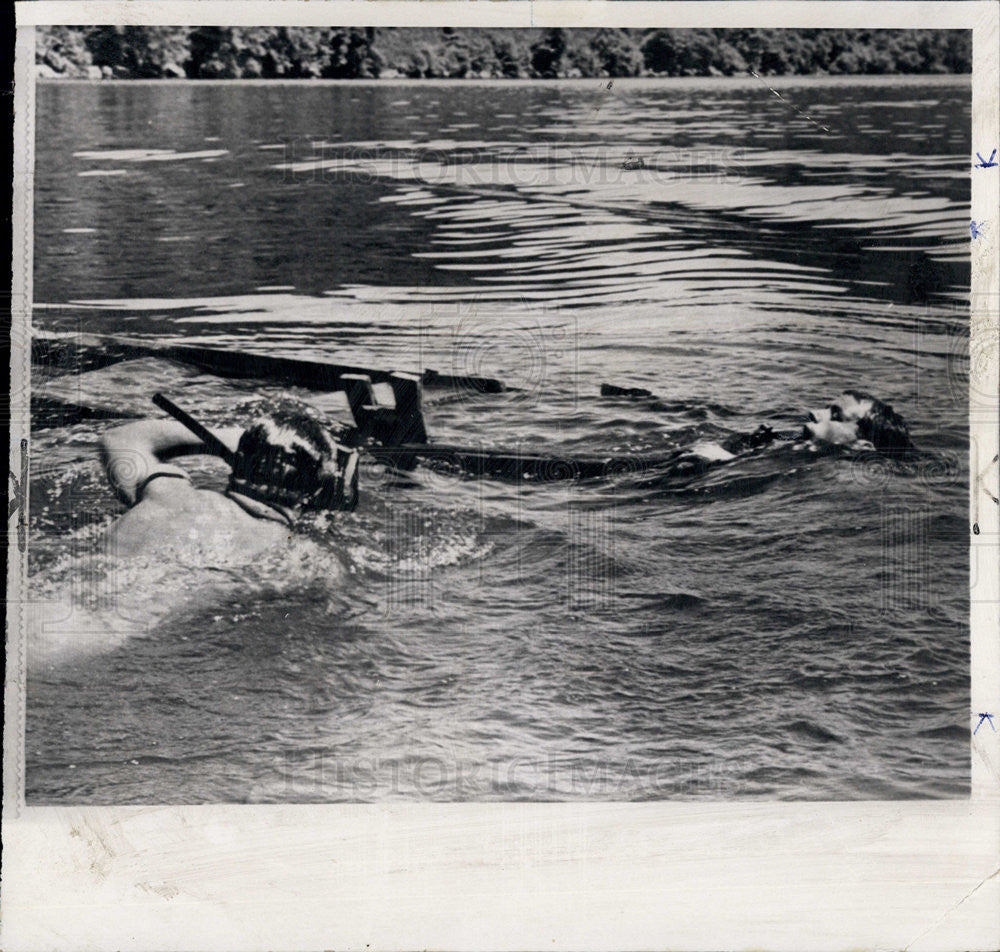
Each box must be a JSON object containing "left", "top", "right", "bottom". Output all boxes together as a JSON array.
[{"left": 37, "top": 27, "right": 971, "bottom": 79}]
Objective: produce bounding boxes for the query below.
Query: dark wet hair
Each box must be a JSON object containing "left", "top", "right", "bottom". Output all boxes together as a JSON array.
[
  {"left": 844, "top": 390, "right": 913, "bottom": 456},
  {"left": 228, "top": 398, "right": 359, "bottom": 512}
]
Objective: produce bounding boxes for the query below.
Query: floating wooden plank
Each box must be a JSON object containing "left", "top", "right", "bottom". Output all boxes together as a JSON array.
[
  {"left": 31, "top": 332, "right": 505, "bottom": 395},
  {"left": 422, "top": 367, "right": 503, "bottom": 394},
  {"left": 601, "top": 382, "right": 655, "bottom": 399},
  {"left": 368, "top": 443, "right": 675, "bottom": 482}
]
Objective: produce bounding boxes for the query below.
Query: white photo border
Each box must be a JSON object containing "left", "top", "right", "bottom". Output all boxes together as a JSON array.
[{"left": 5, "top": 3, "right": 999, "bottom": 950}]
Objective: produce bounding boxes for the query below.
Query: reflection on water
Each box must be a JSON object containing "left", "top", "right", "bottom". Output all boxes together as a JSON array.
[
  {"left": 28, "top": 78, "right": 970, "bottom": 803},
  {"left": 37, "top": 76, "right": 970, "bottom": 309}
]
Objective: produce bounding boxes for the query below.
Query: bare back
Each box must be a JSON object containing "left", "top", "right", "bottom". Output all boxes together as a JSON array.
[
  {"left": 96, "top": 416, "right": 292, "bottom": 563},
  {"left": 103, "top": 476, "right": 290, "bottom": 561}
]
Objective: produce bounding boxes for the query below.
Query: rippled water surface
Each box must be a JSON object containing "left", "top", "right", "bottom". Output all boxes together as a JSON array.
[{"left": 28, "top": 78, "right": 970, "bottom": 802}]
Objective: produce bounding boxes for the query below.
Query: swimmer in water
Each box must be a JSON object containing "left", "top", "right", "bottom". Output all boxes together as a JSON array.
[
  {"left": 29, "top": 397, "right": 360, "bottom": 671},
  {"left": 680, "top": 391, "right": 912, "bottom": 469},
  {"left": 801, "top": 390, "right": 914, "bottom": 455},
  {"left": 100, "top": 396, "right": 360, "bottom": 561},
  {"left": 597, "top": 387, "right": 915, "bottom": 486}
]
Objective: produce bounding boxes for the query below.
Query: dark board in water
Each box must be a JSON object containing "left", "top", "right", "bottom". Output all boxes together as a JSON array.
[{"left": 27, "top": 77, "right": 970, "bottom": 802}]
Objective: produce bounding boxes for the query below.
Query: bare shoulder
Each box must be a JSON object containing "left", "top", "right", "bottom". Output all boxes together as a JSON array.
[
  {"left": 106, "top": 483, "right": 287, "bottom": 560},
  {"left": 140, "top": 478, "right": 248, "bottom": 520},
  {"left": 138, "top": 473, "right": 199, "bottom": 506}
]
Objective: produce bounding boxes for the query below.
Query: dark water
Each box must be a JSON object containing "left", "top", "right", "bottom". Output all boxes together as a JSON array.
[{"left": 28, "top": 78, "right": 970, "bottom": 802}]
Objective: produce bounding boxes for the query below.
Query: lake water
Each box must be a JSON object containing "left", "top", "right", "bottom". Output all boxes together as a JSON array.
[{"left": 27, "top": 77, "right": 971, "bottom": 802}]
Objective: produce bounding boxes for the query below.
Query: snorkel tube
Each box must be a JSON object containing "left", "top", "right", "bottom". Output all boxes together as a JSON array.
[{"left": 153, "top": 392, "right": 236, "bottom": 466}]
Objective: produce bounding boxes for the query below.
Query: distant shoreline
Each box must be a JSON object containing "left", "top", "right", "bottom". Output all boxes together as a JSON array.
[
  {"left": 37, "top": 27, "right": 971, "bottom": 82},
  {"left": 36, "top": 74, "right": 972, "bottom": 86}
]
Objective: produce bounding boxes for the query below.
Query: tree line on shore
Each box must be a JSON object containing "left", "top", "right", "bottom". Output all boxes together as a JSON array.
[{"left": 37, "top": 26, "right": 971, "bottom": 80}]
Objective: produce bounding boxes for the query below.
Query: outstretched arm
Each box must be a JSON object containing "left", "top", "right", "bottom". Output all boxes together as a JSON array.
[{"left": 100, "top": 419, "right": 244, "bottom": 506}]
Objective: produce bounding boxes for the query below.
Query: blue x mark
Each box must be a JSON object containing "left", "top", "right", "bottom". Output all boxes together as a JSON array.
[
  {"left": 970, "top": 220, "right": 986, "bottom": 240},
  {"left": 974, "top": 713, "right": 995, "bottom": 734},
  {"left": 974, "top": 149, "right": 998, "bottom": 168}
]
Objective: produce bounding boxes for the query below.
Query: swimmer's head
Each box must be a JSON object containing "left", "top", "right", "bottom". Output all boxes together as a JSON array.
[
  {"left": 802, "top": 390, "right": 913, "bottom": 456},
  {"left": 228, "top": 399, "right": 359, "bottom": 515}
]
